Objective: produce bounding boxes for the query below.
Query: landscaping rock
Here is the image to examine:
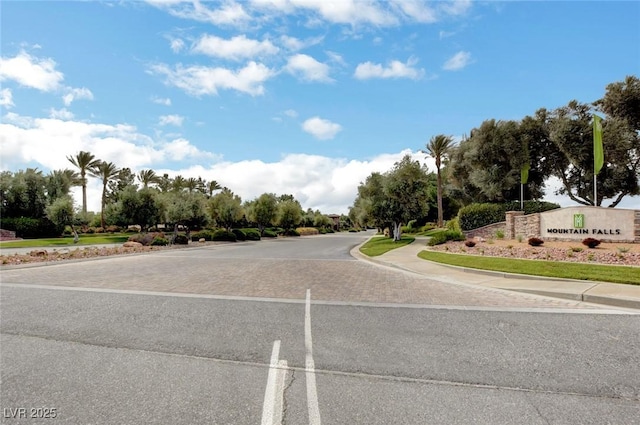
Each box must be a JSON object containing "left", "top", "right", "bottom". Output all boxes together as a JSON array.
[
  {"left": 29, "top": 249, "right": 48, "bottom": 257},
  {"left": 123, "top": 241, "right": 143, "bottom": 248}
]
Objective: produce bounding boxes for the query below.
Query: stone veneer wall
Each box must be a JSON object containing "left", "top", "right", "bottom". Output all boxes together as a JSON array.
[
  {"left": 464, "top": 222, "right": 506, "bottom": 240},
  {"left": 635, "top": 211, "right": 640, "bottom": 242},
  {"left": 0, "top": 229, "right": 17, "bottom": 241}
]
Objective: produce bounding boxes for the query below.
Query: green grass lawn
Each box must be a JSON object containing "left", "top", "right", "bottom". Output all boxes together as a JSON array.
[
  {"left": 360, "top": 236, "right": 415, "bottom": 257},
  {"left": 418, "top": 250, "right": 640, "bottom": 285},
  {"left": 0, "top": 234, "right": 130, "bottom": 249}
]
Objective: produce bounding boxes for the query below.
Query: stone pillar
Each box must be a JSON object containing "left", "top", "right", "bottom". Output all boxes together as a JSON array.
[
  {"left": 505, "top": 211, "right": 524, "bottom": 240},
  {"left": 635, "top": 210, "right": 640, "bottom": 243}
]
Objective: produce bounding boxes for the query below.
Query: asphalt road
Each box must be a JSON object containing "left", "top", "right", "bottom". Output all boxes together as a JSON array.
[{"left": 1, "top": 233, "right": 639, "bottom": 424}]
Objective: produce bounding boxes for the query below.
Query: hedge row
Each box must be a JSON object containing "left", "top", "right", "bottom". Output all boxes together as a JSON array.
[
  {"left": 458, "top": 201, "right": 559, "bottom": 231},
  {"left": 1, "top": 217, "right": 59, "bottom": 238}
]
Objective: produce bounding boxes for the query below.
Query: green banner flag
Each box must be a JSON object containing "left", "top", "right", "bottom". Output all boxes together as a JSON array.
[
  {"left": 521, "top": 163, "right": 530, "bottom": 184},
  {"left": 593, "top": 114, "right": 604, "bottom": 174}
]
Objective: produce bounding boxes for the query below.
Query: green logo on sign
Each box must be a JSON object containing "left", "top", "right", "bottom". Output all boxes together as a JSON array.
[{"left": 574, "top": 214, "right": 585, "bottom": 228}]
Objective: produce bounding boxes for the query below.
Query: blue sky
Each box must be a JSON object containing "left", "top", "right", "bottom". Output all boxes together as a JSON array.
[{"left": 1, "top": 0, "right": 639, "bottom": 214}]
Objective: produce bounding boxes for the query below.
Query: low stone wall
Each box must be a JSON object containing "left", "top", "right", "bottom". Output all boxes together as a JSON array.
[
  {"left": 464, "top": 222, "right": 506, "bottom": 240},
  {"left": 0, "top": 229, "right": 18, "bottom": 241}
]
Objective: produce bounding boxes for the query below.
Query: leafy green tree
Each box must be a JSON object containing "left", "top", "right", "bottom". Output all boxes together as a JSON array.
[
  {"left": 448, "top": 120, "right": 532, "bottom": 204},
  {"left": 45, "top": 195, "right": 74, "bottom": 234},
  {"left": 422, "top": 134, "right": 454, "bottom": 227},
  {"left": 595, "top": 75, "right": 640, "bottom": 132},
  {"left": 116, "top": 187, "right": 163, "bottom": 230},
  {"left": 107, "top": 167, "right": 137, "bottom": 203},
  {"left": 277, "top": 199, "right": 302, "bottom": 230},
  {"left": 384, "top": 155, "right": 430, "bottom": 241},
  {"left": 547, "top": 100, "right": 639, "bottom": 206},
  {"left": 2, "top": 168, "right": 48, "bottom": 219},
  {"left": 157, "top": 173, "right": 172, "bottom": 192},
  {"left": 247, "top": 193, "right": 279, "bottom": 235},
  {"left": 208, "top": 188, "right": 243, "bottom": 231},
  {"left": 171, "top": 175, "right": 186, "bottom": 192},
  {"left": 163, "top": 191, "right": 209, "bottom": 229},
  {"left": 89, "top": 161, "right": 120, "bottom": 228},
  {"left": 67, "top": 151, "right": 100, "bottom": 213}
]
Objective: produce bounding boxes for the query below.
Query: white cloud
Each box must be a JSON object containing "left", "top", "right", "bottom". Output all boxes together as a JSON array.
[
  {"left": 0, "top": 88, "right": 14, "bottom": 108},
  {"left": 279, "top": 34, "right": 324, "bottom": 51},
  {"left": 159, "top": 114, "right": 184, "bottom": 126},
  {"left": 354, "top": 57, "right": 424, "bottom": 80},
  {"left": 284, "top": 109, "right": 298, "bottom": 118},
  {"left": 169, "top": 149, "right": 431, "bottom": 214},
  {"left": 48, "top": 108, "right": 74, "bottom": 120},
  {"left": 439, "top": 30, "right": 455, "bottom": 39},
  {"left": 390, "top": 0, "right": 437, "bottom": 23},
  {"left": 0, "top": 112, "right": 217, "bottom": 211},
  {"left": 0, "top": 50, "right": 64, "bottom": 91},
  {"left": 146, "top": 0, "right": 252, "bottom": 26},
  {"left": 62, "top": 87, "right": 93, "bottom": 106},
  {"left": 254, "top": 0, "right": 397, "bottom": 26},
  {"left": 149, "top": 61, "right": 275, "bottom": 96},
  {"left": 192, "top": 34, "right": 279, "bottom": 61},
  {"left": 302, "top": 116, "right": 342, "bottom": 140},
  {"left": 152, "top": 96, "right": 172, "bottom": 106},
  {"left": 170, "top": 38, "right": 186, "bottom": 53},
  {"left": 285, "top": 54, "right": 333, "bottom": 82},
  {"left": 443, "top": 51, "right": 472, "bottom": 71}
]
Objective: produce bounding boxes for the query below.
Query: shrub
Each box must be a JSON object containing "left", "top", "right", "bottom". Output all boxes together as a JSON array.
[
  {"left": 296, "top": 227, "right": 320, "bottom": 236},
  {"left": 427, "top": 229, "right": 464, "bottom": 246},
  {"left": 232, "top": 229, "right": 247, "bottom": 241},
  {"left": 85, "top": 227, "right": 96, "bottom": 234},
  {"left": 570, "top": 246, "right": 583, "bottom": 252},
  {"left": 419, "top": 223, "right": 436, "bottom": 233},
  {"left": 458, "top": 203, "right": 504, "bottom": 231},
  {"left": 240, "top": 228, "right": 261, "bottom": 241},
  {"left": 324, "top": 227, "right": 335, "bottom": 233},
  {"left": 582, "top": 238, "right": 601, "bottom": 249},
  {"left": 427, "top": 231, "right": 448, "bottom": 246},
  {"left": 173, "top": 234, "right": 189, "bottom": 245},
  {"left": 191, "top": 230, "right": 212, "bottom": 241},
  {"left": 528, "top": 237, "right": 544, "bottom": 246},
  {"left": 151, "top": 236, "right": 169, "bottom": 246},
  {"left": 283, "top": 229, "right": 300, "bottom": 237},
  {"left": 212, "top": 229, "right": 237, "bottom": 242},
  {"left": 464, "top": 240, "right": 476, "bottom": 247},
  {"left": 446, "top": 217, "right": 460, "bottom": 232},
  {"left": 262, "top": 229, "right": 278, "bottom": 238},
  {"left": 495, "top": 229, "right": 505, "bottom": 239},
  {"left": 105, "top": 225, "right": 121, "bottom": 233},
  {"left": 348, "top": 228, "right": 359, "bottom": 233},
  {"left": 1, "top": 217, "right": 59, "bottom": 238}
]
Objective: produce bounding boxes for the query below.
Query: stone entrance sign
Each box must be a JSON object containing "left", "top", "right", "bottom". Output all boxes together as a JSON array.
[{"left": 506, "top": 206, "right": 640, "bottom": 243}]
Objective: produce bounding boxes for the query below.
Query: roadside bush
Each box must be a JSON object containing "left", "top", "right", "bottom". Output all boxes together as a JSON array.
[
  {"left": 427, "top": 229, "right": 465, "bottom": 246},
  {"left": 151, "top": 236, "right": 169, "bottom": 246},
  {"left": 105, "top": 225, "right": 121, "bottom": 233},
  {"left": 240, "top": 228, "right": 261, "bottom": 241},
  {"left": 582, "top": 238, "right": 601, "bottom": 249},
  {"left": 528, "top": 237, "right": 544, "bottom": 246},
  {"left": 283, "top": 229, "right": 300, "bottom": 237},
  {"left": 94, "top": 227, "right": 105, "bottom": 234},
  {"left": 324, "top": 228, "right": 335, "bottom": 233},
  {"left": 173, "top": 234, "right": 189, "bottom": 245},
  {"left": 212, "top": 229, "right": 237, "bottom": 242},
  {"left": 85, "top": 227, "right": 96, "bottom": 234},
  {"left": 348, "top": 228, "right": 359, "bottom": 232},
  {"left": 128, "top": 232, "right": 165, "bottom": 246},
  {"left": 262, "top": 229, "right": 278, "bottom": 238},
  {"left": 232, "top": 229, "right": 247, "bottom": 241},
  {"left": 296, "top": 227, "right": 319, "bottom": 236},
  {"left": 191, "top": 230, "right": 212, "bottom": 241}
]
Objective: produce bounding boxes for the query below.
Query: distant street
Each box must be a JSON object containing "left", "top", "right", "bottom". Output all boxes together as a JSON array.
[{"left": 2, "top": 233, "right": 639, "bottom": 424}]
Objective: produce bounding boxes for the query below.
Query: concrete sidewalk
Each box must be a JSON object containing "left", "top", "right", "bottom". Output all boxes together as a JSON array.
[{"left": 353, "top": 236, "right": 640, "bottom": 311}]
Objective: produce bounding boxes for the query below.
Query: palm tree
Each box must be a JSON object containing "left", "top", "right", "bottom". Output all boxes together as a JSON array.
[
  {"left": 67, "top": 151, "right": 100, "bottom": 213},
  {"left": 207, "top": 180, "right": 222, "bottom": 197},
  {"left": 171, "top": 175, "right": 186, "bottom": 192},
  {"left": 89, "top": 161, "right": 120, "bottom": 228},
  {"left": 138, "top": 169, "right": 161, "bottom": 188},
  {"left": 185, "top": 177, "right": 199, "bottom": 193},
  {"left": 422, "top": 135, "right": 455, "bottom": 228}
]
